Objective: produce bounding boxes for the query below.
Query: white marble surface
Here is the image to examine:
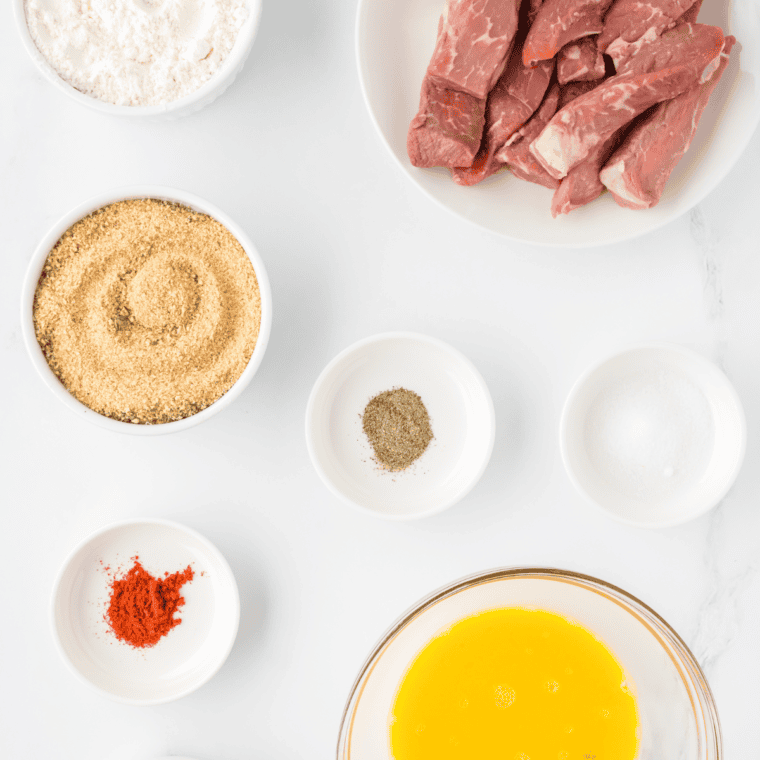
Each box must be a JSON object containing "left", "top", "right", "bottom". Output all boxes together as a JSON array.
[{"left": 1, "top": 2, "right": 759, "bottom": 759}]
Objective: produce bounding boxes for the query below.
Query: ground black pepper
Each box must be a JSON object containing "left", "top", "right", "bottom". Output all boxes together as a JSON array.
[{"left": 362, "top": 388, "right": 433, "bottom": 472}]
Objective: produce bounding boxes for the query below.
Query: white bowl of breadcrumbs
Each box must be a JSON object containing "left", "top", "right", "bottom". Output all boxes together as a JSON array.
[{"left": 21, "top": 186, "right": 272, "bottom": 435}]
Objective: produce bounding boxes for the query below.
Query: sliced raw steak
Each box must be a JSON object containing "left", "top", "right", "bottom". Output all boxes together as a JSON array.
[
  {"left": 550, "top": 75, "right": 617, "bottom": 215},
  {"left": 529, "top": 0, "right": 545, "bottom": 21},
  {"left": 597, "top": 0, "right": 697, "bottom": 67},
  {"left": 558, "top": 37, "right": 607, "bottom": 83},
  {"left": 452, "top": 54, "right": 554, "bottom": 185},
  {"left": 550, "top": 120, "right": 642, "bottom": 215},
  {"left": 496, "top": 84, "right": 562, "bottom": 188},
  {"left": 600, "top": 36, "right": 735, "bottom": 209},
  {"left": 530, "top": 23, "right": 725, "bottom": 179},
  {"left": 523, "top": 0, "right": 615, "bottom": 67},
  {"left": 616, "top": 23, "right": 725, "bottom": 79},
  {"left": 427, "top": 0, "right": 521, "bottom": 100},
  {"left": 408, "top": 79, "right": 486, "bottom": 168},
  {"left": 559, "top": 78, "right": 601, "bottom": 107},
  {"left": 679, "top": 0, "right": 703, "bottom": 24}
]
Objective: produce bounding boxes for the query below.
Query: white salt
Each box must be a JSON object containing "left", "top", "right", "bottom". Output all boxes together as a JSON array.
[{"left": 584, "top": 365, "right": 714, "bottom": 503}]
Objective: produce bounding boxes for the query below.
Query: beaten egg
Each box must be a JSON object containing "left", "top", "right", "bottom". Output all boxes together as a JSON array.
[{"left": 390, "top": 608, "right": 639, "bottom": 760}]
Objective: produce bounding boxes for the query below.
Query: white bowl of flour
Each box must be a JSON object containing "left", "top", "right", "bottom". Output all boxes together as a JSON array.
[
  {"left": 560, "top": 343, "right": 746, "bottom": 528},
  {"left": 14, "top": 0, "right": 262, "bottom": 117}
]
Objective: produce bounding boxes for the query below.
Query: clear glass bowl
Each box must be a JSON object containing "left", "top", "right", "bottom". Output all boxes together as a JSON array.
[{"left": 338, "top": 567, "right": 720, "bottom": 760}]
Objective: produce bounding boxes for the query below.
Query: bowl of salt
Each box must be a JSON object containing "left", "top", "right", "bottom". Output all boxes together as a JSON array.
[{"left": 560, "top": 343, "right": 746, "bottom": 528}]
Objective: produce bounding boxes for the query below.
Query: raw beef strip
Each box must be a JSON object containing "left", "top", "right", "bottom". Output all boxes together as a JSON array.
[
  {"left": 616, "top": 23, "right": 725, "bottom": 79},
  {"left": 523, "top": 0, "right": 615, "bottom": 67},
  {"left": 679, "top": 0, "right": 703, "bottom": 24},
  {"left": 600, "top": 36, "right": 735, "bottom": 209},
  {"left": 550, "top": 75, "right": 618, "bottom": 215},
  {"left": 427, "top": 0, "right": 521, "bottom": 100},
  {"left": 557, "top": 37, "right": 606, "bottom": 83},
  {"left": 407, "top": 79, "right": 486, "bottom": 168},
  {"left": 530, "top": 23, "right": 724, "bottom": 178},
  {"left": 550, "top": 135, "right": 615, "bottom": 215},
  {"left": 549, "top": 119, "right": 643, "bottom": 215},
  {"left": 496, "top": 84, "right": 562, "bottom": 188},
  {"left": 559, "top": 78, "right": 601, "bottom": 107},
  {"left": 529, "top": 0, "right": 544, "bottom": 22},
  {"left": 452, "top": 55, "right": 554, "bottom": 185},
  {"left": 597, "top": 0, "right": 697, "bottom": 67}
]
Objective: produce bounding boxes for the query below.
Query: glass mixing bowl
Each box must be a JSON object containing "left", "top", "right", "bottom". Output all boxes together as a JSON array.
[{"left": 338, "top": 567, "right": 720, "bottom": 760}]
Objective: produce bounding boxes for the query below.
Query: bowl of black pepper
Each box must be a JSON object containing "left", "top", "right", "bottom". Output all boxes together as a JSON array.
[{"left": 305, "top": 332, "right": 495, "bottom": 520}]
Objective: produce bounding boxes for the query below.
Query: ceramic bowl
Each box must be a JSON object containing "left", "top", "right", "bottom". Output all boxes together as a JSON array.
[
  {"left": 356, "top": 0, "right": 760, "bottom": 246},
  {"left": 21, "top": 185, "right": 272, "bottom": 436},
  {"left": 305, "top": 332, "right": 495, "bottom": 520},
  {"left": 51, "top": 518, "right": 240, "bottom": 705},
  {"left": 560, "top": 343, "right": 746, "bottom": 528},
  {"left": 14, "top": 0, "right": 262, "bottom": 119},
  {"left": 338, "top": 567, "right": 721, "bottom": 760}
]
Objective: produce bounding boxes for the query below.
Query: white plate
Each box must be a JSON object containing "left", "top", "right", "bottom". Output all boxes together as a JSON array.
[
  {"left": 356, "top": 0, "right": 760, "bottom": 247},
  {"left": 560, "top": 343, "right": 746, "bottom": 527},
  {"left": 305, "top": 332, "right": 495, "bottom": 520},
  {"left": 51, "top": 519, "right": 240, "bottom": 704}
]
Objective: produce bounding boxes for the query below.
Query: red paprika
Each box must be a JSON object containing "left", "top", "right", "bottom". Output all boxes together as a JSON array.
[{"left": 106, "top": 557, "right": 194, "bottom": 648}]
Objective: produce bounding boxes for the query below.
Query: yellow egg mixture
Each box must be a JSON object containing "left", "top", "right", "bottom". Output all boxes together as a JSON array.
[{"left": 390, "top": 608, "right": 639, "bottom": 760}]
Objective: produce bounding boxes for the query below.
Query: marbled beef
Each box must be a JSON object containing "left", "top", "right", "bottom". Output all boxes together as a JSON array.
[
  {"left": 557, "top": 37, "right": 607, "bottom": 83},
  {"left": 530, "top": 23, "right": 725, "bottom": 179},
  {"left": 523, "top": 0, "right": 615, "bottom": 67},
  {"left": 600, "top": 36, "right": 735, "bottom": 209},
  {"left": 528, "top": 0, "right": 545, "bottom": 21},
  {"left": 679, "top": 0, "right": 703, "bottom": 24},
  {"left": 549, "top": 75, "right": 618, "bottom": 215},
  {"left": 427, "top": 0, "right": 521, "bottom": 100},
  {"left": 496, "top": 84, "right": 562, "bottom": 188},
  {"left": 598, "top": 0, "right": 697, "bottom": 67},
  {"left": 407, "top": 80, "right": 486, "bottom": 168},
  {"left": 452, "top": 52, "right": 554, "bottom": 185},
  {"left": 558, "top": 78, "right": 601, "bottom": 107}
]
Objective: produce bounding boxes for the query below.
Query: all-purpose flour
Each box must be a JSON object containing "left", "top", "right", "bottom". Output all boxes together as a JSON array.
[{"left": 24, "top": 0, "right": 248, "bottom": 106}]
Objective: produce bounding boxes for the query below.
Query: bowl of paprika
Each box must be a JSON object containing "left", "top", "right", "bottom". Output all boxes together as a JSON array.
[{"left": 51, "top": 518, "right": 240, "bottom": 704}]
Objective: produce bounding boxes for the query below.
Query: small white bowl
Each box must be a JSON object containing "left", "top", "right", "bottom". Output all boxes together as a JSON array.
[
  {"left": 51, "top": 518, "right": 240, "bottom": 705},
  {"left": 305, "top": 332, "right": 495, "bottom": 520},
  {"left": 14, "top": 0, "right": 262, "bottom": 119},
  {"left": 21, "top": 186, "right": 272, "bottom": 436},
  {"left": 560, "top": 343, "right": 746, "bottom": 528}
]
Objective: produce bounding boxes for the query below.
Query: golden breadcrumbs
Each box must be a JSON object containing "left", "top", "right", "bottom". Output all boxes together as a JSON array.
[{"left": 33, "top": 199, "right": 261, "bottom": 424}]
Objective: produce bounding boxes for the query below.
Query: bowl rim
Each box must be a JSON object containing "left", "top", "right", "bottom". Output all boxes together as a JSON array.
[
  {"left": 20, "top": 185, "right": 273, "bottom": 436},
  {"left": 13, "top": 0, "right": 263, "bottom": 117},
  {"left": 559, "top": 341, "right": 747, "bottom": 528},
  {"left": 354, "top": 0, "right": 760, "bottom": 249},
  {"left": 304, "top": 331, "right": 496, "bottom": 521},
  {"left": 336, "top": 565, "right": 722, "bottom": 760},
  {"left": 49, "top": 516, "right": 241, "bottom": 706}
]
